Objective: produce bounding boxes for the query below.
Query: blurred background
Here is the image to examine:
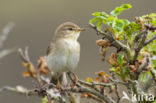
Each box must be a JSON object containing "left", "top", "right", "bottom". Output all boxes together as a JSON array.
[{"left": 0, "top": 0, "right": 155, "bottom": 103}]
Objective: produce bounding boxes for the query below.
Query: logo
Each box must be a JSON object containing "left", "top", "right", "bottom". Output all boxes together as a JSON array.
[{"left": 121, "top": 91, "right": 155, "bottom": 102}]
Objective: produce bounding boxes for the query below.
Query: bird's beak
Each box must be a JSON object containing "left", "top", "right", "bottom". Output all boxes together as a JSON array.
[{"left": 77, "top": 28, "right": 85, "bottom": 32}]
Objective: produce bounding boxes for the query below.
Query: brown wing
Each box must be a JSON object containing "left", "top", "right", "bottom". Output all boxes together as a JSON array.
[
  {"left": 46, "top": 42, "right": 55, "bottom": 56},
  {"left": 46, "top": 46, "right": 51, "bottom": 55}
]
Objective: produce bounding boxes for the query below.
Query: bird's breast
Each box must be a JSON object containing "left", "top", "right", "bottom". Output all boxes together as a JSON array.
[
  {"left": 60, "top": 39, "right": 80, "bottom": 69},
  {"left": 47, "top": 39, "right": 80, "bottom": 73},
  {"left": 65, "top": 39, "right": 80, "bottom": 69}
]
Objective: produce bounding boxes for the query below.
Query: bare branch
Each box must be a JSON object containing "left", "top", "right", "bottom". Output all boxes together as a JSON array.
[
  {"left": 67, "top": 71, "right": 116, "bottom": 103},
  {"left": 133, "top": 30, "right": 148, "bottom": 64},
  {"left": 109, "top": 77, "right": 128, "bottom": 86},
  {"left": 133, "top": 24, "right": 156, "bottom": 64},
  {"left": 134, "top": 30, "right": 147, "bottom": 43},
  {"left": 0, "top": 47, "right": 17, "bottom": 59},
  {"left": 18, "top": 47, "right": 31, "bottom": 63},
  {"left": 0, "top": 22, "right": 15, "bottom": 48},
  {"left": 137, "top": 54, "right": 150, "bottom": 73},
  {"left": 79, "top": 79, "right": 114, "bottom": 88},
  {"left": 144, "top": 36, "right": 156, "bottom": 46},
  {"left": 89, "top": 23, "right": 129, "bottom": 51},
  {"left": 144, "top": 24, "right": 156, "bottom": 31},
  {"left": 18, "top": 47, "right": 46, "bottom": 86},
  {"left": 150, "top": 69, "right": 156, "bottom": 83},
  {"left": 70, "top": 86, "right": 115, "bottom": 103},
  {"left": 0, "top": 85, "right": 35, "bottom": 96},
  {"left": 111, "top": 73, "right": 120, "bottom": 103}
]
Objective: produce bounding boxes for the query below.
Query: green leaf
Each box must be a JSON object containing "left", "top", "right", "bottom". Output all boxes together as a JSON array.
[
  {"left": 122, "top": 19, "right": 130, "bottom": 25},
  {"left": 113, "top": 19, "right": 124, "bottom": 32},
  {"left": 120, "top": 67, "right": 128, "bottom": 80},
  {"left": 143, "top": 39, "right": 156, "bottom": 55},
  {"left": 110, "top": 67, "right": 117, "bottom": 72},
  {"left": 92, "top": 12, "right": 109, "bottom": 18},
  {"left": 151, "top": 59, "right": 156, "bottom": 67},
  {"left": 41, "top": 97, "right": 48, "bottom": 103},
  {"left": 110, "top": 4, "right": 132, "bottom": 16},
  {"left": 121, "top": 4, "right": 132, "bottom": 9},
  {"left": 123, "top": 22, "right": 142, "bottom": 40},
  {"left": 151, "top": 18, "right": 156, "bottom": 26},
  {"left": 92, "top": 12, "right": 102, "bottom": 16},
  {"left": 119, "top": 35, "right": 124, "bottom": 40},
  {"left": 117, "top": 54, "right": 124, "bottom": 65},
  {"left": 101, "top": 12, "right": 109, "bottom": 18},
  {"left": 142, "top": 71, "right": 153, "bottom": 92},
  {"left": 92, "top": 12, "right": 109, "bottom": 24},
  {"left": 139, "top": 71, "right": 152, "bottom": 84},
  {"left": 110, "top": 7, "right": 123, "bottom": 16},
  {"left": 89, "top": 17, "right": 100, "bottom": 24},
  {"left": 97, "top": 20, "right": 102, "bottom": 30},
  {"left": 152, "top": 101, "right": 156, "bottom": 103},
  {"left": 107, "top": 16, "right": 115, "bottom": 26},
  {"left": 151, "top": 68, "right": 156, "bottom": 77},
  {"left": 149, "top": 13, "right": 156, "bottom": 18},
  {"left": 139, "top": 72, "right": 147, "bottom": 83}
]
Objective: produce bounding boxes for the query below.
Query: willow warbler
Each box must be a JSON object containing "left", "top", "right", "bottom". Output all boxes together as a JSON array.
[{"left": 46, "top": 22, "right": 84, "bottom": 84}]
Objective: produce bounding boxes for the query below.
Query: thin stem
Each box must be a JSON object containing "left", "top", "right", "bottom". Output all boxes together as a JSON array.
[
  {"left": 144, "top": 36, "right": 156, "bottom": 46},
  {"left": 67, "top": 71, "right": 116, "bottom": 103},
  {"left": 89, "top": 23, "right": 129, "bottom": 51},
  {"left": 132, "top": 30, "right": 148, "bottom": 64}
]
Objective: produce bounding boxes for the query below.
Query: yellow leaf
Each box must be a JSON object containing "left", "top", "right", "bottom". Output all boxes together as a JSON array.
[
  {"left": 95, "top": 71, "right": 105, "bottom": 77},
  {"left": 86, "top": 77, "right": 93, "bottom": 83},
  {"left": 38, "top": 57, "right": 50, "bottom": 75},
  {"left": 22, "top": 71, "right": 31, "bottom": 77},
  {"left": 105, "top": 74, "right": 110, "bottom": 78},
  {"left": 107, "top": 53, "right": 118, "bottom": 66}
]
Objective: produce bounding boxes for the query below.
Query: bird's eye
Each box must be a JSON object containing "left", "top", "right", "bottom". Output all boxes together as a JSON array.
[{"left": 68, "top": 28, "right": 73, "bottom": 31}]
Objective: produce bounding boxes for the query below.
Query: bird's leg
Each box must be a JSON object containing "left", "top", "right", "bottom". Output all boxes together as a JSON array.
[
  {"left": 59, "top": 72, "right": 68, "bottom": 88},
  {"left": 50, "top": 72, "right": 61, "bottom": 85}
]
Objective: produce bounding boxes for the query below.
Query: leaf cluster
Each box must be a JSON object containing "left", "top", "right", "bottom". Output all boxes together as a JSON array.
[{"left": 90, "top": 4, "right": 156, "bottom": 97}]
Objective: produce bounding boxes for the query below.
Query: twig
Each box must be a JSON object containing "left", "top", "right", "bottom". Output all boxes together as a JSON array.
[
  {"left": 144, "top": 36, "right": 156, "bottom": 47},
  {"left": 134, "top": 30, "right": 147, "bottom": 43},
  {"left": 78, "top": 80, "right": 100, "bottom": 92},
  {"left": 0, "top": 84, "right": 68, "bottom": 103},
  {"left": 133, "top": 24, "right": 155, "bottom": 64},
  {"left": 0, "top": 85, "right": 35, "bottom": 96},
  {"left": 0, "top": 22, "right": 15, "bottom": 48},
  {"left": 34, "top": 83, "right": 67, "bottom": 103},
  {"left": 133, "top": 30, "right": 148, "bottom": 64},
  {"left": 144, "top": 24, "right": 156, "bottom": 31},
  {"left": 78, "top": 79, "right": 113, "bottom": 89},
  {"left": 70, "top": 86, "right": 115, "bottom": 103},
  {"left": 137, "top": 54, "right": 150, "bottom": 73},
  {"left": 24, "top": 47, "right": 31, "bottom": 62},
  {"left": 18, "top": 47, "right": 44, "bottom": 86},
  {"left": 109, "top": 77, "right": 128, "bottom": 86},
  {"left": 89, "top": 23, "right": 129, "bottom": 51},
  {"left": 67, "top": 71, "right": 116, "bottom": 103},
  {"left": 150, "top": 69, "right": 156, "bottom": 83},
  {"left": 0, "top": 47, "right": 17, "bottom": 59},
  {"left": 111, "top": 73, "right": 120, "bottom": 103},
  {"left": 18, "top": 47, "right": 30, "bottom": 63}
]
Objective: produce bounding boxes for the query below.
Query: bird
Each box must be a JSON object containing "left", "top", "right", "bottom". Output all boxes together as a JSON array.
[{"left": 46, "top": 22, "right": 84, "bottom": 85}]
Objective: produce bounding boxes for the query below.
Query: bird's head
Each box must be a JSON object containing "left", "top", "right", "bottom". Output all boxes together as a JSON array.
[{"left": 54, "top": 22, "right": 85, "bottom": 40}]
